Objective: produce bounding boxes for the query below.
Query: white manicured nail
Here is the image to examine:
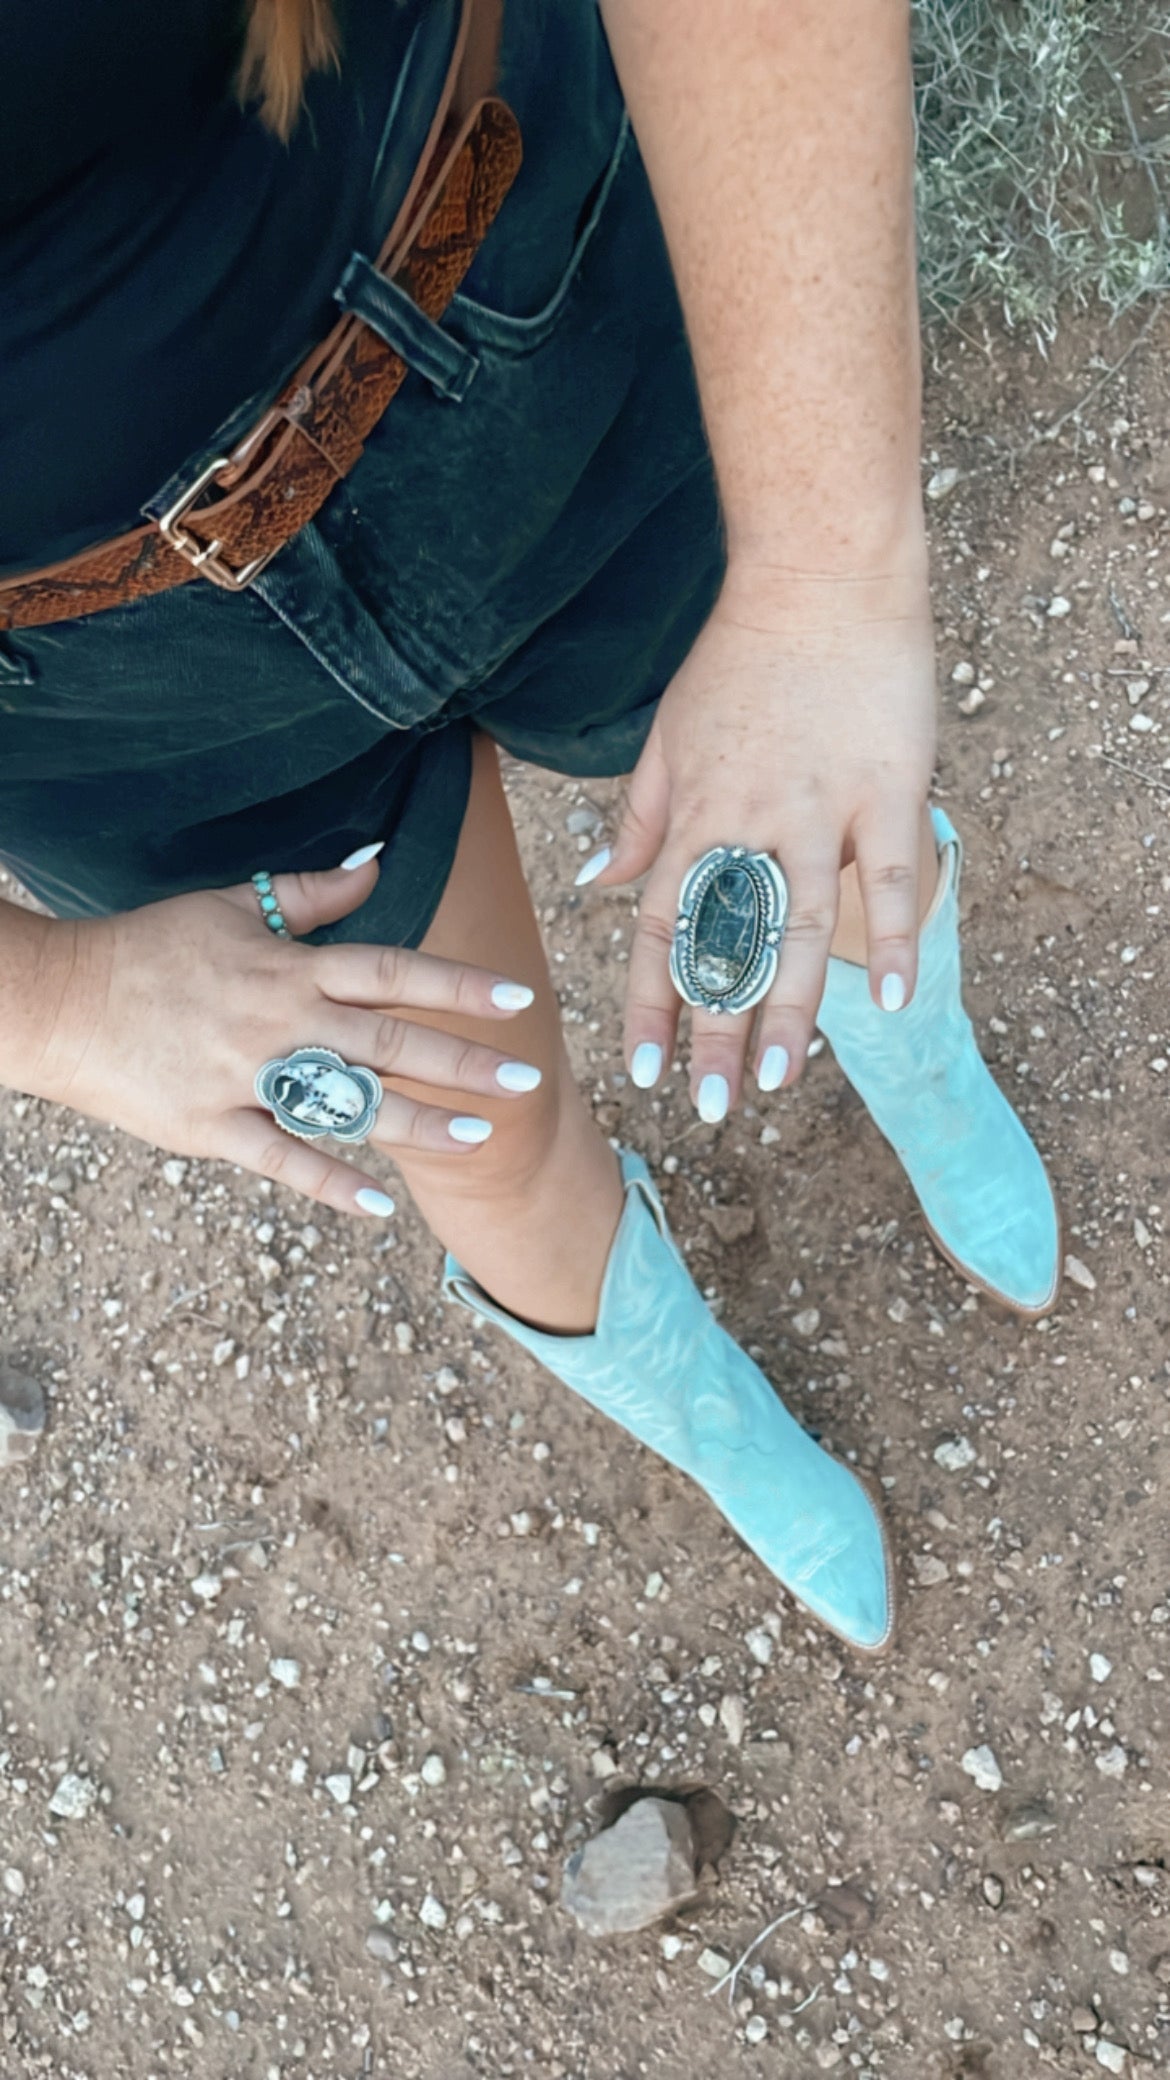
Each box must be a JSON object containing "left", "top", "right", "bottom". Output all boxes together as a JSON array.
[
  {"left": 448, "top": 1116, "right": 494, "bottom": 1144},
  {"left": 630, "top": 1041, "right": 662, "bottom": 1089},
  {"left": 355, "top": 1188, "right": 396, "bottom": 1217},
  {"left": 697, "top": 1073, "right": 730, "bottom": 1124},
  {"left": 340, "top": 840, "right": 385, "bottom": 870},
  {"left": 496, "top": 1061, "right": 543, "bottom": 1092},
  {"left": 491, "top": 981, "right": 535, "bottom": 1010},
  {"left": 880, "top": 973, "right": 907, "bottom": 1013},
  {"left": 757, "top": 1044, "right": 789, "bottom": 1092},
  {"left": 574, "top": 846, "right": 611, "bottom": 888}
]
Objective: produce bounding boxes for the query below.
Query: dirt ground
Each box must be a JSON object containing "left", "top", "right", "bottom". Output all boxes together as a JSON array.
[{"left": 2, "top": 298, "right": 1170, "bottom": 2080}]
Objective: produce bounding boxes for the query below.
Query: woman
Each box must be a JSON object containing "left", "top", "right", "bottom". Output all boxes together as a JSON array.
[{"left": 0, "top": 0, "right": 1059, "bottom": 1655}]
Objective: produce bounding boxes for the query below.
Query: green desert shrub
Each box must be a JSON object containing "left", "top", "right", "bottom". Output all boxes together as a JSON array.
[{"left": 912, "top": 0, "right": 1170, "bottom": 332}]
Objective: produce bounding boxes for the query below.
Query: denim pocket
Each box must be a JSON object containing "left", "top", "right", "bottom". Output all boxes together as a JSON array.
[{"left": 446, "top": 111, "right": 633, "bottom": 355}]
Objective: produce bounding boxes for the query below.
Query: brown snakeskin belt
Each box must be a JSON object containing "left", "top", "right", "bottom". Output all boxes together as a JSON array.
[{"left": 0, "top": 0, "right": 521, "bottom": 634}]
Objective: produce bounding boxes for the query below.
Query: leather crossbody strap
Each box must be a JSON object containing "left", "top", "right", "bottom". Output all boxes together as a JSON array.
[{"left": 0, "top": 0, "right": 520, "bottom": 633}]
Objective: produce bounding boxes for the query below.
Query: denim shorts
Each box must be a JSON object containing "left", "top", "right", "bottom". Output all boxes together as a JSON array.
[{"left": 0, "top": 0, "right": 724, "bottom": 950}]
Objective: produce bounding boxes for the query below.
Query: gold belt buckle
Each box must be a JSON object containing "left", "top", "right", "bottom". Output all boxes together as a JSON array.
[{"left": 157, "top": 449, "right": 280, "bottom": 591}]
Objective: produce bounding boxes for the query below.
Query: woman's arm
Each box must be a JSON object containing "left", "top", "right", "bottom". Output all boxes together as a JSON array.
[
  {"left": 597, "top": 0, "right": 924, "bottom": 589},
  {"left": 591, "top": 0, "right": 936, "bottom": 1106}
]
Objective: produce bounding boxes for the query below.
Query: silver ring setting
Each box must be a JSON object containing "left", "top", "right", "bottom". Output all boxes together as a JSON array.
[
  {"left": 254, "top": 1045, "right": 384, "bottom": 1145},
  {"left": 669, "top": 845, "right": 789, "bottom": 1015}
]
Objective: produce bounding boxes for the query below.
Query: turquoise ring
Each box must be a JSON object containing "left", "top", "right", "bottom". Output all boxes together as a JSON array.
[{"left": 252, "top": 870, "right": 291, "bottom": 938}]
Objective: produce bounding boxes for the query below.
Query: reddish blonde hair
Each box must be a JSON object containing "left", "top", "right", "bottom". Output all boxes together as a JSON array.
[{"left": 235, "top": 0, "right": 341, "bottom": 141}]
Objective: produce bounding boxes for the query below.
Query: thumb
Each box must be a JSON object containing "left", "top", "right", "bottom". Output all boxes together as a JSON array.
[
  {"left": 228, "top": 841, "right": 386, "bottom": 937},
  {"left": 581, "top": 727, "right": 670, "bottom": 890}
]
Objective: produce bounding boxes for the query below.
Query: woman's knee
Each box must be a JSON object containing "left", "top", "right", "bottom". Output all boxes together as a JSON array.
[{"left": 392, "top": 1064, "right": 571, "bottom": 1209}]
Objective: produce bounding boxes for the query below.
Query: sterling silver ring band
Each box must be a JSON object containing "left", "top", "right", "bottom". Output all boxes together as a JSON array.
[{"left": 669, "top": 844, "right": 789, "bottom": 1015}]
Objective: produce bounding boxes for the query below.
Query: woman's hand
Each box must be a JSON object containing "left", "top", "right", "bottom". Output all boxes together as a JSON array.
[
  {"left": 580, "top": 565, "right": 937, "bottom": 1113},
  {"left": 19, "top": 853, "right": 541, "bottom": 1216}
]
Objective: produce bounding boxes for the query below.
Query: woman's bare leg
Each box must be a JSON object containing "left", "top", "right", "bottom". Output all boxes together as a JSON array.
[{"left": 385, "top": 729, "right": 624, "bottom": 1336}]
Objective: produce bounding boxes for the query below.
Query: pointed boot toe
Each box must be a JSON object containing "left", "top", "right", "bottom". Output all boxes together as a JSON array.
[
  {"left": 443, "top": 1147, "right": 896, "bottom": 1656},
  {"left": 816, "top": 807, "right": 1062, "bottom": 1318}
]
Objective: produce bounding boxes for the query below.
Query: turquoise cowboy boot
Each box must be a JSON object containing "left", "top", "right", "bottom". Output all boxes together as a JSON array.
[
  {"left": 441, "top": 1146, "right": 894, "bottom": 1653},
  {"left": 815, "top": 806, "right": 1061, "bottom": 1316}
]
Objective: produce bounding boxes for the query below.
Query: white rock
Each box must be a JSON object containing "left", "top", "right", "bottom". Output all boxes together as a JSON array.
[
  {"left": 1096, "top": 1745, "right": 1128, "bottom": 1779},
  {"left": 162, "top": 1159, "right": 188, "bottom": 1187},
  {"left": 791, "top": 1308, "right": 821, "bottom": 1338},
  {"left": 719, "top": 1694, "right": 746, "bottom": 1747},
  {"left": 323, "top": 1772, "right": 353, "bottom": 1805},
  {"left": 3, "top": 1868, "right": 25, "bottom": 1897},
  {"left": 1047, "top": 596, "right": 1072, "bottom": 618},
  {"left": 960, "top": 1745, "right": 1004, "bottom": 1793},
  {"left": 126, "top": 1893, "right": 146, "bottom": 1922},
  {"left": 590, "top": 1748, "right": 618, "bottom": 1780},
  {"left": 420, "top": 1753, "right": 447, "bottom": 1788},
  {"left": 1096, "top": 2042, "right": 1127, "bottom": 2073},
  {"left": 957, "top": 686, "right": 986, "bottom": 717},
  {"left": 561, "top": 1798, "right": 696, "bottom": 1937},
  {"left": 745, "top": 1626, "right": 774, "bottom": 1667},
  {"left": 268, "top": 1658, "right": 301, "bottom": 1690},
  {"left": 1089, "top": 1653, "right": 1113, "bottom": 1684},
  {"left": 393, "top": 1322, "right": 415, "bottom": 1353},
  {"left": 49, "top": 1773, "right": 96, "bottom": 1820},
  {"left": 934, "top": 1437, "right": 976, "bottom": 1473},
  {"left": 660, "top": 1934, "right": 684, "bottom": 1960},
  {"left": 926, "top": 467, "right": 961, "bottom": 500},
  {"left": 189, "top": 1573, "right": 222, "bottom": 1602},
  {"left": 1065, "top": 1254, "right": 1097, "bottom": 1291},
  {"left": 951, "top": 660, "right": 976, "bottom": 685},
  {"left": 1129, "top": 712, "right": 1155, "bottom": 733},
  {"left": 419, "top": 1893, "right": 448, "bottom": 1931},
  {"left": 913, "top": 1555, "right": 951, "bottom": 1587},
  {"left": 698, "top": 1948, "right": 732, "bottom": 1979},
  {"left": 744, "top": 2015, "right": 768, "bottom": 2044}
]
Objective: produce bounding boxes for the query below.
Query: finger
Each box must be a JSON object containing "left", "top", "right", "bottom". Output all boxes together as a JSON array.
[
  {"left": 620, "top": 846, "right": 690, "bottom": 1093},
  {"left": 575, "top": 722, "right": 670, "bottom": 892},
  {"left": 222, "top": 1109, "right": 401, "bottom": 1219},
  {"left": 853, "top": 800, "right": 924, "bottom": 1012},
  {"left": 219, "top": 843, "right": 389, "bottom": 936},
  {"left": 310, "top": 939, "right": 536, "bottom": 1020},
  {"left": 321, "top": 1007, "right": 543, "bottom": 1101},
  {"left": 686, "top": 1000, "right": 753, "bottom": 1124},
  {"left": 751, "top": 848, "right": 841, "bottom": 1088}
]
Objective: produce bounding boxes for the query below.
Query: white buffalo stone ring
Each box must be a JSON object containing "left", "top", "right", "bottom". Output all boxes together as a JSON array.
[
  {"left": 669, "top": 845, "right": 790, "bottom": 1015},
  {"left": 255, "top": 1045, "right": 384, "bottom": 1145}
]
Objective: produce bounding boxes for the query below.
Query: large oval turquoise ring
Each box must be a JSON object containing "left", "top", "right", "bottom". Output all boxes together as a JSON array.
[
  {"left": 255, "top": 1045, "right": 384, "bottom": 1145},
  {"left": 669, "top": 845, "right": 789, "bottom": 1015},
  {"left": 251, "top": 870, "right": 291, "bottom": 939}
]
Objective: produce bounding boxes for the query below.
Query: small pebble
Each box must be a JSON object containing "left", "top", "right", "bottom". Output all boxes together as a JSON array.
[
  {"left": 1072, "top": 2006, "right": 1099, "bottom": 2035},
  {"left": 719, "top": 1694, "right": 746, "bottom": 1747},
  {"left": 1065, "top": 1254, "right": 1097, "bottom": 1291},
  {"left": 48, "top": 1773, "right": 96, "bottom": 1821},
  {"left": 419, "top": 1893, "right": 448, "bottom": 1931},
  {"left": 268, "top": 1658, "right": 301, "bottom": 1690},
  {"left": 698, "top": 1948, "right": 732, "bottom": 1979},
  {"left": 934, "top": 1437, "right": 976, "bottom": 1473},
  {"left": 744, "top": 1626, "right": 774, "bottom": 1667},
  {"left": 1096, "top": 1745, "right": 1128, "bottom": 1779},
  {"left": 1089, "top": 1653, "right": 1113, "bottom": 1684},
  {"left": 1096, "top": 2042, "right": 1126, "bottom": 2074},
  {"left": 420, "top": 1753, "right": 447, "bottom": 1788},
  {"left": 3, "top": 1868, "right": 25, "bottom": 1897},
  {"left": 961, "top": 1745, "right": 1004, "bottom": 1793},
  {"left": 323, "top": 1773, "right": 353, "bottom": 1805}
]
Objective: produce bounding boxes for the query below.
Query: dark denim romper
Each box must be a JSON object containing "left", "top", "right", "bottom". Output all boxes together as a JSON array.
[{"left": 0, "top": 0, "right": 725, "bottom": 950}]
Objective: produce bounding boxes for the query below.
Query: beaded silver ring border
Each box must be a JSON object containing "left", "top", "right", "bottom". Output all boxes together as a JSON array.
[
  {"left": 668, "top": 844, "right": 789, "bottom": 1015},
  {"left": 254, "top": 1045, "right": 384, "bottom": 1146}
]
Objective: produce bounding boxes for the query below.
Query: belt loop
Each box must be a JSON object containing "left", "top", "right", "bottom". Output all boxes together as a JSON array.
[{"left": 335, "top": 253, "right": 481, "bottom": 403}]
